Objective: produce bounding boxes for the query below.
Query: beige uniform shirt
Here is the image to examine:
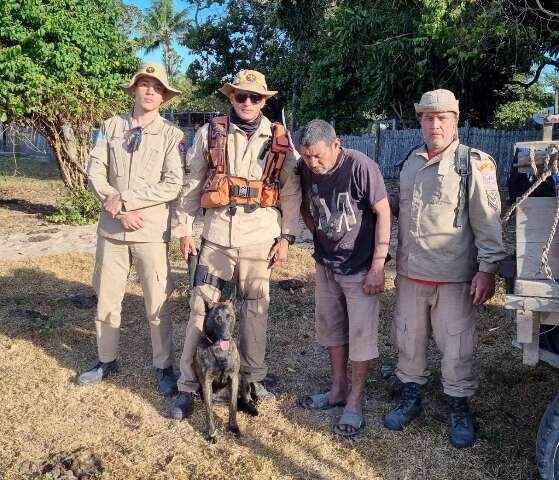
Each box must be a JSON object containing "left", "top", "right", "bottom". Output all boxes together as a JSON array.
[
  {"left": 173, "top": 116, "right": 302, "bottom": 247},
  {"left": 397, "top": 140, "right": 506, "bottom": 282},
  {"left": 87, "top": 113, "right": 184, "bottom": 243}
]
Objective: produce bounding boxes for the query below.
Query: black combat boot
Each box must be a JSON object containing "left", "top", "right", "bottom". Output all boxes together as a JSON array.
[
  {"left": 383, "top": 382, "right": 422, "bottom": 431},
  {"left": 155, "top": 366, "right": 178, "bottom": 397},
  {"left": 77, "top": 360, "right": 118, "bottom": 385},
  {"left": 171, "top": 392, "right": 193, "bottom": 420},
  {"left": 447, "top": 395, "right": 476, "bottom": 448}
]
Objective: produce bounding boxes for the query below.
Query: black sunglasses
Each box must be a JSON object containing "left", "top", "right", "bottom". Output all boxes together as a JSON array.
[
  {"left": 234, "top": 92, "right": 264, "bottom": 104},
  {"left": 128, "top": 127, "right": 142, "bottom": 152}
]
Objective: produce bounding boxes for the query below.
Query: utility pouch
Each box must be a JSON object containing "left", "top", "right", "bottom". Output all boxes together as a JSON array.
[
  {"left": 188, "top": 252, "right": 199, "bottom": 288},
  {"left": 200, "top": 173, "right": 231, "bottom": 209}
]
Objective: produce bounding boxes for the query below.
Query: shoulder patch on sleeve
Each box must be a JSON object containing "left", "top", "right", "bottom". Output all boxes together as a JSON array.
[{"left": 487, "top": 190, "right": 499, "bottom": 210}]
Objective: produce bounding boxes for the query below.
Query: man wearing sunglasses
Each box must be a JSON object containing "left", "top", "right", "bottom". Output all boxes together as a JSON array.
[
  {"left": 171, "top": 69, "right": 302, "bottom": 419},
  {"left": 78, "top": 63, "right": 185, "bottom": 397}
]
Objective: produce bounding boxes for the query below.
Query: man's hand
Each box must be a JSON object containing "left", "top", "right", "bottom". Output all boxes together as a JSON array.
[
  {"left": 104, "top": 193, "right": 123, "bottom": 217},
  {"left": 470, "top": 271, "right": 496, "bottom": 305},
  {"left": 267, "top": 238, "right": 289, "bottom": 269},
  {"left": 363, "top": 261, "right": 385, "bottom": 295},
  {"left": 120, "top": 211, "right": 144, "bottom": 231},
  {"left": 180, "top": 236, "right": 198, "bottom": 263}
]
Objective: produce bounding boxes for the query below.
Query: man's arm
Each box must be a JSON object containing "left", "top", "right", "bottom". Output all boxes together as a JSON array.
[
  {"left": 363, "top": 197, "right": 391, "bottom": 295},
  {"left": 118, "top": 128, "right": 184, "bottom": 211},
  {"left": 468, "top": 152, "right": 507, "bottom": 304},
  {"left": 87, "top": 124, "right": 119, "bottom": 201},
  {"left": 278, "top": 151, "right": 303, "bottom": 238},
  {"left": 267, "top": 151, "right": 303, "bottom": 269},
  {"left": 172, "top": 125, "right": 209, "bottom": 262},
  {"left": 300, "top": 193, "right": 315, "bottom": 234}
]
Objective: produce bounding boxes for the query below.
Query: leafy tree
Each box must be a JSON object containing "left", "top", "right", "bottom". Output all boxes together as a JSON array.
[
  {"left": 296, "top": 0, "right": 556, "bottom": 127},
  {"left": 138, "top": 0, "right": 191, "bottom": 80},
  {"left": 163, "top": 74, "right": 226, "bottom": 113},
  {"left": 181, "top": 0, "right": 559, "bottom": 129},
  {"left": 493, "top": 74, "right": 554, "bottom": 128},
  {"left": 182, "top": 0, "right": 305, "bottom": 120},
  {"left": 0, "top": 0, "right": 138, "bottom": 189}
]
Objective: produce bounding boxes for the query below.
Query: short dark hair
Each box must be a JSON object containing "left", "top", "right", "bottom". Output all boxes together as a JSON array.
[{"left": 300, "top": 119, "right": 337, "bottom": 147}]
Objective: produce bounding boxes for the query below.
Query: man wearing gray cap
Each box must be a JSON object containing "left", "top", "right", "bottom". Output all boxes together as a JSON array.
[
  {"left": 78, "top": 63, "right": 184, "bottom": 396},
  {"left": 384, "top": 89, "right": 506, "bottom": 448}
]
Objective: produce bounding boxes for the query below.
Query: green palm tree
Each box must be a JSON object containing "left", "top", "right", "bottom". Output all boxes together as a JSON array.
[{"left": 138, "top": 0, "right": 191, "bottom": 80}]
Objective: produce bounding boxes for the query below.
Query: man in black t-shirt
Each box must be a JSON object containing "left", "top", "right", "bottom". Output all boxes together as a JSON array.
[{"left": 298, "top": 119, "right": 391, "bottom": 437}]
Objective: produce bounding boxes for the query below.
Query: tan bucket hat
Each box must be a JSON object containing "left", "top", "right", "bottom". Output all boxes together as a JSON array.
[
  {"left": 414, "top": 89, "right": 459, "bottom": 114},
  {"left": 219, "top": 69, "right": 278, "bottom": 98},
  {"left": 121, "top": 63, "right": 181, "bottom": 102}
]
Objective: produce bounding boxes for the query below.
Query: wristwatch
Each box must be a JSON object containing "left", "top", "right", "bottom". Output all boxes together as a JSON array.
[{"left": 279, "top": 234, "right": 296, "bottom": 245}]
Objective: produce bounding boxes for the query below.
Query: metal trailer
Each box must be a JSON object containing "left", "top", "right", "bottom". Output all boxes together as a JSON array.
[{"left": 504, "top": 115, "right": 559, "bottom": 480}]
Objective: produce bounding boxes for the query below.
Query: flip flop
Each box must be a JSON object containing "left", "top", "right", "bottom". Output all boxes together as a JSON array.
[
  {"left": 299, "top": 392, "right": 346, "bottom": 410},
  {"left": 333, "top": 411, "right": 365, "bottom": 437}
]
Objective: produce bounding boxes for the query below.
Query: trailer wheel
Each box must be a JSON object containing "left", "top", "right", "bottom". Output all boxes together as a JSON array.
[{"left": 537, "top": 393, "right": 559, "bottom": 480}]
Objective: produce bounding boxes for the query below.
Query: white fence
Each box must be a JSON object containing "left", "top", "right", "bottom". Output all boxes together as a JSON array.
[
  {"left": 341, "top": 127, "right": 541, "bottom": 187},
  {"left": 1, "top": 123, "right": 543, "bottom": 187}
]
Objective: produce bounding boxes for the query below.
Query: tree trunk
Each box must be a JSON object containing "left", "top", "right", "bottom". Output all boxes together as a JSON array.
[{"left": 34, "top": 118, "right": 89, "bottom": 190}]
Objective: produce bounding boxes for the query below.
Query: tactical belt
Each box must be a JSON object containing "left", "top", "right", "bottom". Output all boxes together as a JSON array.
[
  {"left": 229, "top": 185, "right": 259, "bottom": 199},
  {"left": 194, "top": 265, "right": 229, "bottom": 290}
]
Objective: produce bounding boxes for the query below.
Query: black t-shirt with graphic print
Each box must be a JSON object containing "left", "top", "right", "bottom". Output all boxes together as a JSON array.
[{"left": 300, "top": 148, "right": 387, "bottom": 275}]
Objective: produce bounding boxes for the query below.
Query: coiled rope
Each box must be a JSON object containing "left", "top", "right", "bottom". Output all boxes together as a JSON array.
[{"left": 501, "top": 144, "right": 559, "bottom": 280}]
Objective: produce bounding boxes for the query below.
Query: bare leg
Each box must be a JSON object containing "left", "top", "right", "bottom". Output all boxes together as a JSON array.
[
  {"left": 327, "top": 345, "right": 349, "bottom": 404},
  {"left": 337, "top": 360, "right": 369, "bottom": 434}
]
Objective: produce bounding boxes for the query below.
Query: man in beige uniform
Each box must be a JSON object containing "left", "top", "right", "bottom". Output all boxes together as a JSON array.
[
  {"left": 384, "top": 90, "right": 506, "bottom": 448},
  {"left": 77, "top": 63, "right": 184, "bottom": 396},
  {"left": 171, "top": 70, "right": 301, "bottom": 419}
]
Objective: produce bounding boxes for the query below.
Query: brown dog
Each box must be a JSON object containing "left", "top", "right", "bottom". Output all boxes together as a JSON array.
[{"left": 195, "top": 299, "right": 257, "bottom": 442}]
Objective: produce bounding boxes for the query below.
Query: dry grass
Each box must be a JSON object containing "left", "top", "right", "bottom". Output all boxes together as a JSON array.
[
  {"left": 0, "top": 247, "right": 558, "bottom": 480},
  {"left": 0, "top": 156, "right": 64, "bottom": 236},
  {"left": 1, "top": 155, "right": 557, "bottom": 480}
]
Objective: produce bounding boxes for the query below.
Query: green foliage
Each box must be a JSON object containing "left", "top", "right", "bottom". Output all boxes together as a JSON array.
[
  {"left": 137, "top": 0, "right": 191, "bottom": 79},
  {"left": 47, "top": 188, "right": 101, "bottom": 225},
  {"left": 0, "top": 0, "right": 138, "bottom": 123},
  {"left": 492, "top": 74, "right": 553, "bottom": 128},
  {"left": 0, "top": 0, "right": 139, "bottom": 188},
  {"left": 163, "top": 74, "right": 226, "bottom": 112},
  {"left": 183, "top": 0, "right": 558, "bottom": 128},
  {"left": 493, "top": 100, "right": 545, "bottom": 129},
  {"left": 182, "top": 0, "right": 306, "bottom": 120}
]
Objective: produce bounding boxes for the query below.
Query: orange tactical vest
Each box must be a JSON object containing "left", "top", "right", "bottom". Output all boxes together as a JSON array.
[{"left": 200, "top": 115, "right": 290, "bottom": 210}]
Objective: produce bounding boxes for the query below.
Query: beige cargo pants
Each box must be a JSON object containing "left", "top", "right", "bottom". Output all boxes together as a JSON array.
[
  {"left": 177, "top": 239, "right": 273, "bottom": 392},
  {"left": 394, "top": 275, "right": 478, "bottom": 397},
  {"left": 93, "top": 237, "right": 173, "bottom": 369}
]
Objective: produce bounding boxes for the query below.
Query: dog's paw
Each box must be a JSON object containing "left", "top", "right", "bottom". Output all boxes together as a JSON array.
[
  {"left": 246, "top": 401, "right": 259, "bottom": 417},
  {"left": 238, "top": 398, "right": 258, "bottom": 416},
  {"left": 206, "top": 431, "right": 218, "bottom": 444},
  {"left": 228, "top": 425, "right": 241, "bottom": 437}
]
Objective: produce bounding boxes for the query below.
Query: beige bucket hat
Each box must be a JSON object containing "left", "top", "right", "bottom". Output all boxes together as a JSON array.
[
  {"left": 414, "top": 89, "right": 459, "bottom": 114},
  {"left": 121, "top": 63, "right": 181, "bottom": 102},
  {"left": 219, "top": 69, "right": 278, "bottom": 97}
]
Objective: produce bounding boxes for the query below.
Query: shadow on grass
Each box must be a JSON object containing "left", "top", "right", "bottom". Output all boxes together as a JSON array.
[
  {"left": 2, "top": 260, "right": 557, "bottom": 479},
  {"left": 0, "top": 266, "right": 189, "bottom": 420},
  {"left": 0, "top": 198, "right": 57, "bottom": 216}
]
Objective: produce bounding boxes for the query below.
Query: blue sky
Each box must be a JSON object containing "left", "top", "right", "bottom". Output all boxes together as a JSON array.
[{"left": 125, "top": 0, "right": 212, "bottom": 68}]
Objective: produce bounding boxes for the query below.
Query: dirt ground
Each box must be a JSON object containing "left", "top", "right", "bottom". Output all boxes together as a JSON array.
[{"left": 1, "top": 157, "right": 559, "bottom": 480}]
